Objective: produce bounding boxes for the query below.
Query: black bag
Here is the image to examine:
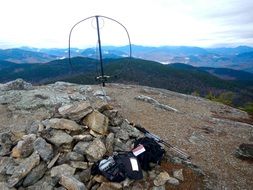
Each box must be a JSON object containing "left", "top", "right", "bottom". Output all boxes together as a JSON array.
[
  {"left": 134, "top": 137, "right": 165, "bottom": 171},
  {"left": 115, "top": 152, "right": 143, "bottom": 180},
  {"left": 91, "top": 152, "right": 143, "bottom": 182}
]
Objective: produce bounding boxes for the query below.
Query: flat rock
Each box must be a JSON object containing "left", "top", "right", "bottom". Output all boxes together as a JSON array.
[
  {"left": 98, "top": 104, "right": 113, "bottom": 113},
  {"left": 84, "top": 138, "right": 106, "bottom": 162},
  {"left": 33, "top": 137, "right": 54, "bottom": 162},
  {"left": 11, "top": 134, "right": 36, "bottom": 158},
  {"left": 153, "top": 172, "right": 170, "bottom": 186},
  {"left": 0, "top": 157, "right": 16, "bottom": 175},
  {"left": 167, "top": 176, "right": 180, "bottom": 185},
  {"left": 135, "top": 95, "right": 178, "bottom": 112},
  {"left": 93, "top": 90, "right": 106, "bottom": 96},
  {"left": 120, "top": 121, "right": 143, "bottom": 138},
  {"left": 58, "top": 102, "right": 93, "bottom": 121},
  {"left": 41, "top": 129, "right": 73, "bottom": 147},
  {"left": 93, "top": 175, "right": 108, "bottom": 183},
  {"left": 75, "top": 169, "right": 91, "bottom": 183},
  {"left": 73, "top": 134, "right": 93, "bottom": 142},
  {"left": 113, "top": 138, "right": 132, "bottom": 152},
  {"left": 5, "top": 87, "right": 70, "bottom": 111},
  {"left": 59, "top": 175, "right": 86, "bottom": 190},
  {"left": 26, "top": 174, "right": 55, "bottom": 190},
  {"left": 93, "top": 90, "right": 111, "bottom": 101},
  {"left": 0, "top": 182, "right": 16, "bottom": 190},
  {"left": 173, "top": 169, "right": 184, "bottom": 181},
  {"left": 151, "top": 185, "right": 166, "bottom": 190},
  {"left": 89, "top": 130, "right": 103, "bottom": 138},
  {"left": 73, "top": 142, "right": 90, "bottom": 155},
  {"left": 66, "top": 152, "right": 85, "bottom": 161},
  {"left": 44, "top": 118, "right": 82, "bottom": 131},
  {"left": 70, "top": 161, "right": 89, "bottom": 170},
  {"left": 50, "top": 164, "right": 75, "bottom": 178},
  {"left": 26, "top": 120, "right": 44, "bottom": 134},
  {"left": 8, "top": 151, "right": 40, "bottom": 187},
  {"left": 115, "top": 129, "right": 129, "bottom": 141},
  {"left": 69, "top": 92, "right": 87, "bottom": 101},
  {"left": 54, "top": 187, "right": 67, "bottom": 190},
  {"left": 0, "top": 79, "right": 33, "bottom": 91},
  {"left": 23, "top": 162, "right": 47, "bottom": 187},
  {"left": 97, "top": 182, "right": 122, "bottom": 190},
  {"left": 82, "top": 111, "right": 109, "bottom": 135}
]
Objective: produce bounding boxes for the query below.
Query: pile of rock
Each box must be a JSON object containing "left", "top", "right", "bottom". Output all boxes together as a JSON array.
[{"left": 0, "top": 100, "right": 188, "bottom": 190}]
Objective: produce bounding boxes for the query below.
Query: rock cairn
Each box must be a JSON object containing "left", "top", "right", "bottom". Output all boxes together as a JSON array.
[{"left": 0, "top": 80, "right": 201, "bottom": 189}]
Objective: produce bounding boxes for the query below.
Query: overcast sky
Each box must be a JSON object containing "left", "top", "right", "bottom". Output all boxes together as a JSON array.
[{"left": 0, "top": 0, "right": 252, "bottom": 48}]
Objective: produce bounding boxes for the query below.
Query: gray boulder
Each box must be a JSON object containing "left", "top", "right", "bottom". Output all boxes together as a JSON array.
[
  {"left": 41, "top": 129, "right": 73, "bottom": 147},
  {"left": 33, "top": 137, "right": 54, "bottom": 162},
  {"left": 59, "top": 175, "right": 87, "bottom": 190},
  {"left": 69, "top": 92, "right": 87, "bottom": 101},
  {"left": 113, "top": 138, "right": 133, "bottom": 152},
  {"left": 73, "top": 142, "right": 90, "bottom": 155},
  {"left": 0, "top": 182, "right": 16, "bottom": 190},
  {"left": 70, "top": 161, "right": 89, "bottom": 170},
  {"left": 50, "top": 164, "right": 75, "bottom": 179},
  {"left": 11, "top": 134, "right": 36, "bottom": 158},
  {"left": 26, "top": 120, "right": 44, "bottom": 134},
  {"left": 84, "top": 138, "right": 106, "bottom": 162},
  {"left": 8, "top": 151, "right": 40, "bottom": 187},
  {"left": 66, "top": 152, "right": 85, "bottom": 162},
  {"left": 75, "top": 169, "right": 91, "bottom": 183},
  {"left": 105, "top": 133, "right": 115, "bottom": 155},
  {"left": 26, "top": 174, "right": 56, "bottom": 190},
  {"left": 120, "top": 121, "right": 143, "bottom": 138},
  {"left": 167, "top": 176, "right": 180, "bottom": 186},
  {"left": 115, "top": 129, "right": 129, "bottom": 141},
  {"left": 0, "top": 132, "right": 13, "bottom": 156},
  {"left": 22, "top": 162, "right": 47, "bottom": 187},
  {"left": 0, "top": 157, "right": 17, "bottom": 175}
]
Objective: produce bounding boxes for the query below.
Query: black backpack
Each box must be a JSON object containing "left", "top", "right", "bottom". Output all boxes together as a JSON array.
[
  {"left": 134, "top": 137, "right": 165, "bottom": 171},
  {"left": 91, "top": 152, "right": 143, "bottom": 182},
  {"left": 115, "top": 152, "right": 143, "bottom": 180}
]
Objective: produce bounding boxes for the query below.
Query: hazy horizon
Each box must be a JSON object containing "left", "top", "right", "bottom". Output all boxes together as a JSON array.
[
  {"left": 1, "top": 0, "right": 253, "bottom": 49},
  {"left": 1, "top": 43, "right": 253, "bottom": 50}
]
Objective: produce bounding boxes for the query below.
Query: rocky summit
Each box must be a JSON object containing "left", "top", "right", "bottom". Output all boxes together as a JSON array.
[{"left": 0, "top": 79, "right": 253, "bottom": 190}]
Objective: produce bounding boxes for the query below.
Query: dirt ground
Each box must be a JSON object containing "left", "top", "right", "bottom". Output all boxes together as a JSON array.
[{"left": 97, "top": 84, "right": 253, "bottom": 190}]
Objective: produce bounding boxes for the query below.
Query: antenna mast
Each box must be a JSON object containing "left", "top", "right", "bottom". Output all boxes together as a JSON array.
[
  {"left": 95, "top": 16, "right": 105, "bottom": 87},
  {"left": 68, "top": 15, "right": 132, "bottom": 86}
]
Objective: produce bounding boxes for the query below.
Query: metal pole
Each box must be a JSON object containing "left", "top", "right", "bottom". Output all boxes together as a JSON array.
[{"left": 95, "top": 16, "right": 105, "bottom": 87}]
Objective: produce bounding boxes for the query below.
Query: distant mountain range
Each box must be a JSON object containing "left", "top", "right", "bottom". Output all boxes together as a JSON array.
[
  {"left": 0, "top": 48, "right": 58, "bottom": 63},
  {"left": 0, "top": 45, "right": 252, "bottom": 73},
  {"left": 0, "top": 57, "right": 252, "bottom": 107}
]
